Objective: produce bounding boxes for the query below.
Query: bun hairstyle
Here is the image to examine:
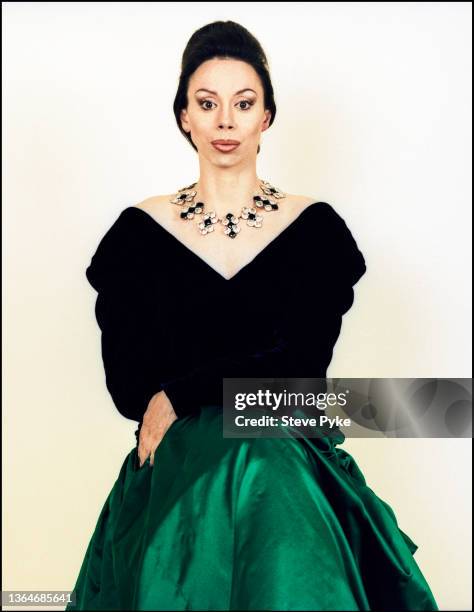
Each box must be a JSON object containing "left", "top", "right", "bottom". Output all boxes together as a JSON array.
[{"left": 173, "top": 20, "right": 276, "bottom": 155}]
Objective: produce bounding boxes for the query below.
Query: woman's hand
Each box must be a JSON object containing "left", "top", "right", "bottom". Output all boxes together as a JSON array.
[{"left": 138, "top": 390, "right": 178, "bottom": 467}]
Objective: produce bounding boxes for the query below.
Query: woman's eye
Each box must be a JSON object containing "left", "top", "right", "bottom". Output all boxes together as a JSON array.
[
  {"left": 200, "top": 100, "right": 215, "bottom": 110},
  {"left": 199, "top": 100, "right": 253, "bottom": 111}
]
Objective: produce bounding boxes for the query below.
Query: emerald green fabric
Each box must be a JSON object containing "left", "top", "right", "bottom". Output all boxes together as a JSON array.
[{"left": 66, "top": 406, "right": 439, "bottom": 611}]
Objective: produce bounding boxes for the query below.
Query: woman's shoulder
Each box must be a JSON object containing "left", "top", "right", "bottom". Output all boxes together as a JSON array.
[
  {"left": 131, "top": 194, "right": 177, "bottom": 227},
  {"left": 290, "top": 194, "right": 321, "bottom": 214},
  {"left": 134, "top": 193, "right": 176, "bottom": 211},
  {"left": 86, "top": 199, "right": 168, "bottom": 293}
]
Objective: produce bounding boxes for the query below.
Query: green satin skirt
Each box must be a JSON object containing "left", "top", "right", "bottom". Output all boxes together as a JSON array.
[{"left": 66, "top": 406, "right": 439, "bottom": 611}]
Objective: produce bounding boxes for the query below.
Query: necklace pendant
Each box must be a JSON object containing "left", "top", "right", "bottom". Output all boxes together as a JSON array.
[
  {"left": 260, "top": 180, "right": 286, "bottom": 199},
  {"left": 222, "top": 212, "right": 241, "bottom": 239},
  {"left": 169, "top": 190, "right": 197, "bottom": 205},
  {"left": 178, "top": 201, "right": 204, "bottom": 220},
  {"left": 198, "top": 211, "right": 219, "bottom": 235},
  {"left": 253, "top": 195, "right": 279, "bottom": 212},
  {"left": 241, "top": 206, "right": 263, "bottom": 228},
  {"left": 170, "top": 188, "right": 204, "bottom": 220}
]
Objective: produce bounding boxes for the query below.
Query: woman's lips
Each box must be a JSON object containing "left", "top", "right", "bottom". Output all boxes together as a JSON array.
[{"left": 212, "top": 142, "right": 240, "bottom": 153}]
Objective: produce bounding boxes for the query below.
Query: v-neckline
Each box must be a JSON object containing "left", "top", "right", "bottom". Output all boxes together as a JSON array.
[{"left": 125, "top": 202, "right": 321, "bottom": 282}]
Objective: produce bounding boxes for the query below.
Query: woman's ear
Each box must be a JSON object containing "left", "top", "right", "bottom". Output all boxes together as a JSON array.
[
  {"left": 261, "top": 109, "right": 272, "bottom": 132},
  {"left": 180, "top": 108, "right": 190, "bottom": 133}
]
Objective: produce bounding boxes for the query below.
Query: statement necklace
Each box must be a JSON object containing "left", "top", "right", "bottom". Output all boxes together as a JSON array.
[{"left": 169, "top": 179, "right": 287, "bottom": 238}]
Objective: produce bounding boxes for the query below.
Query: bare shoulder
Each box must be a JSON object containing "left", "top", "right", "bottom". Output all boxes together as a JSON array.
[
  {"left": 296, "top": 193, "right": 318, "bottom": 207},
  {"left": 288, "top": 193, "right": 319, "bottom": 214},
  {"left": 134, "top": 194, "right": 174, "bottom": 209},
  {"left": 133, "top": 194, "right": 175, "bottom": 223}
]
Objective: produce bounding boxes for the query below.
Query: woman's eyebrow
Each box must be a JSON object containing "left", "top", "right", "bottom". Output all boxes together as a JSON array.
[{"left": 194, "top": 88, "right": 257, "bottom": 95}]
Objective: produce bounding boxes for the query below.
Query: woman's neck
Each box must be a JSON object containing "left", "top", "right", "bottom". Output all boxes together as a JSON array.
[{"left": 194, "top": 174, "right": 263, "bottom": 218}]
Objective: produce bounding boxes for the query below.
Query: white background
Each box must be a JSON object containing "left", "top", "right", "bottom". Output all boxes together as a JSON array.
[{"left": 3, "top": 2, "right": 472, "bottom": 610}]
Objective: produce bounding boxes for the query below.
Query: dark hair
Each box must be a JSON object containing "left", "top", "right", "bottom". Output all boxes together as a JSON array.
[{"left": 173, "top": 20, "right": 276, "bottom": 156}]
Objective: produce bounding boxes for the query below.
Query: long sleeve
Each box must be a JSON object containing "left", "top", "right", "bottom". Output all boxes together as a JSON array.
[
  {"left": 323, "top": 201, "right": 367, "bottom": 314},
  {"left": 92, "top": 284, "right": 167, "bottom": 422},
  {"left": 86, "top": 213, "right": 172, "bottom": 422}
]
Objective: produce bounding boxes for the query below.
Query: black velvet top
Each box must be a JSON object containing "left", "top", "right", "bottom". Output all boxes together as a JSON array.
[{"left": 85, "top": 202, "right": 366, "bottom": 444}]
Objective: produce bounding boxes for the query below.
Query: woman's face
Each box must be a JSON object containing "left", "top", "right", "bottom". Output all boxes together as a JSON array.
[{"left": 180, "top": 57, "right": 271, "bottom": 163}]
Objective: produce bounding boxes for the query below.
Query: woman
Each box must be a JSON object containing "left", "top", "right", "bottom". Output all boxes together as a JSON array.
[{"left": 67, "top": 20, "right": 439, "bottom": 611}]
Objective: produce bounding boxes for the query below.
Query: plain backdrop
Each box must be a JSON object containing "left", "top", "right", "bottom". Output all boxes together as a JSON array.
[{"left": 3, "top": 2, "right": 472, "bottom": 611}]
